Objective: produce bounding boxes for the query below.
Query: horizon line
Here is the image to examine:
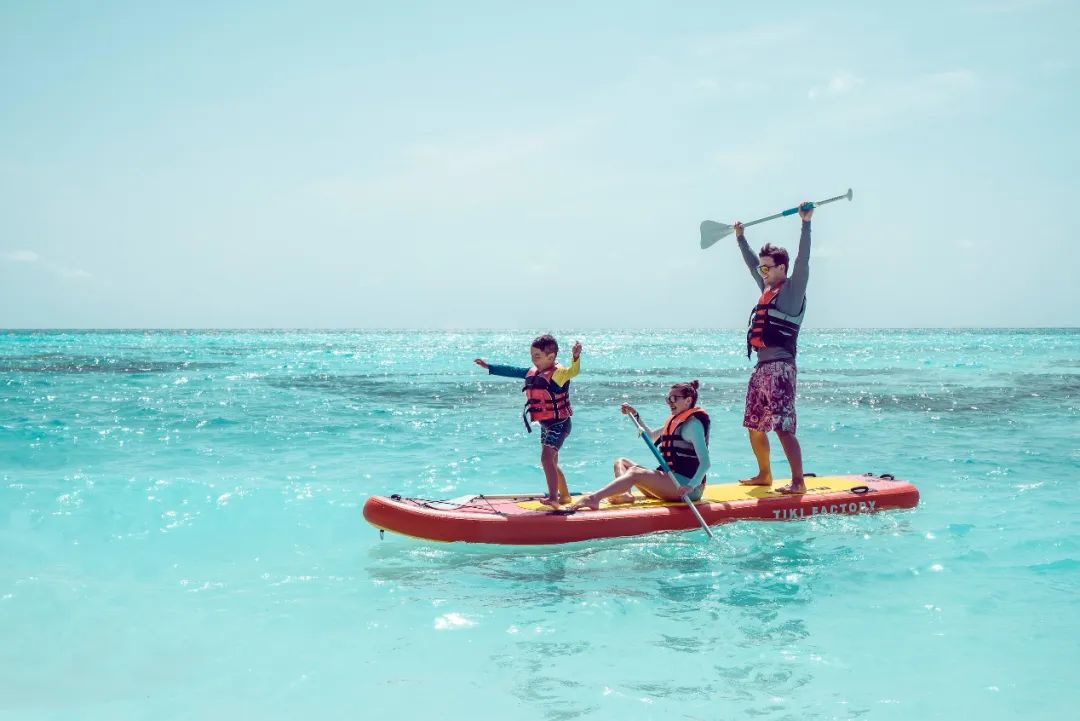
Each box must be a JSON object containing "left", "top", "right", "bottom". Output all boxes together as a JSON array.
[{"left": 3, "top": 326, "right": 1079, "bottom": 333}]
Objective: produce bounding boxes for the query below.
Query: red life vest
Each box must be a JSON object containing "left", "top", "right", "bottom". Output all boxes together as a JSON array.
[
  {"left": 522, "top": 366, "right": 572, "bottom": 429},
  {"left": 746, "top": 283, "right": 804, "bottom": 358},
  {"left": 657, "top": 407, "right": 710, "bottom": 481},
  {"left": 748, "top": 286, "right": 782, "bottom": 349}
]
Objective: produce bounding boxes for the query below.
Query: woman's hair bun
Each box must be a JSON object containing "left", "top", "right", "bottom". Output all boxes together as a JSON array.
[{"left": 690, "top": 379, "right": 700, "bottom": 390}]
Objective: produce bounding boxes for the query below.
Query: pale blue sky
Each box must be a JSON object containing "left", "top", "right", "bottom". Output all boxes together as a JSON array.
[{"left": 2, "top": 0, "right": 1077, "bottom": 328}]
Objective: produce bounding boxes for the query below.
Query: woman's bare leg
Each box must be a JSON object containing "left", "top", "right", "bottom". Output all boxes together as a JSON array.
[
  {"left": 608, "top": 458, "right": 641, "bottom": 503},
  {"left": 571, "top": 468, "right": 680, "bottom": 511}
]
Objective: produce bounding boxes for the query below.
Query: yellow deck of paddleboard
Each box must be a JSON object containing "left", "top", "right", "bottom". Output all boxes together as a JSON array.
[{"left": 518, "top": 476, "right": 866, "bottom": 511}]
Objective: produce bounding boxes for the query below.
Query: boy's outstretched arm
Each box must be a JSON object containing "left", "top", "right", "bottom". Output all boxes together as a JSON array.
[{"left": 476, "top": 358, "right": 529, "bottom": 378}]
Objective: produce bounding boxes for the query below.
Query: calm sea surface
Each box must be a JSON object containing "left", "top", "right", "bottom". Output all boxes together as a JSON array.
[{"left": 1, "top": 329, "right": 1077, "bottom": 720}]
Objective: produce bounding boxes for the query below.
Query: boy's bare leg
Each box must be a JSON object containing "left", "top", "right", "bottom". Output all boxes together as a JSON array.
[
  {"left": 739, "top": 429, "right": 773, "bottom": 485},
  {"left": 539, "top": 445, "right": 562, "bottom": 507},
  {"left": 556, "top": 466, "right": 571, "bottom": 504},
  {"left": 774, "top": 431, "right": 805, "bottom": 493}
]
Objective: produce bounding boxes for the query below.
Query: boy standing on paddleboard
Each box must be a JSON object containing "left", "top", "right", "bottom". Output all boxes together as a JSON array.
[
  {"left": 734, "top": 202, "right": 813, "bottom": 494},
  {"left": 474, "top": 335, "right": 582, "bottom": 508}
]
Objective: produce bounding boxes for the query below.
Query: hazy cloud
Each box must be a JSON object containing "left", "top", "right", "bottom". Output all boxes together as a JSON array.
[
  {"left": 3, "top": 250, "right": 40, "bottom": 262},
  {"left": 808, "top": 72, "right": 865, "bottom": 100},
  {"left": 2, "top": 250, "right": 92, "bottom": 280}
]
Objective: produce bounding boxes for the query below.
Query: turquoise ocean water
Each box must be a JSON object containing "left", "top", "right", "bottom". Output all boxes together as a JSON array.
[{"left": 1, "top": 329, "right": 1077, "bottom": 720}]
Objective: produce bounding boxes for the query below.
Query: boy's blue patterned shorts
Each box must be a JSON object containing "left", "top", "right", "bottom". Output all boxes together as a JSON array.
[{"left": 539, "top": 418, "right": 572, "bottom": 449}]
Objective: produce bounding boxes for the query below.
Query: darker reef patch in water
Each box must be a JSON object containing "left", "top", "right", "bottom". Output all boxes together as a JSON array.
[{"left": 0, "top": 353, "right": 232, "bottom": 374}]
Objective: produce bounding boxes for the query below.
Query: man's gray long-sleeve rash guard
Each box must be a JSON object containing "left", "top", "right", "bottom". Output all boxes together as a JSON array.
[{"left": 737, "top": 220, "right": 811, "bottom": 364}]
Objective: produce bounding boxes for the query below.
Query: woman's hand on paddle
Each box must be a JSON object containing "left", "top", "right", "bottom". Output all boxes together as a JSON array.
[
  {"left": 734, "top": 221, "right": 745, "bottom": 239},
  {"left": 474, "top": 358, "right": 489, "bottom": 370},
  {"left": 571, "top": 341, "right": 582, "bottom": 361},
  {"left": 798, "top": 201, "right": 814, "bottom": 221},
  {"left": 620, "top": 403, "right": 639, "bottom": 418},
  {"left": 671, "top": 474, "right": 693, "bottom": 497}
]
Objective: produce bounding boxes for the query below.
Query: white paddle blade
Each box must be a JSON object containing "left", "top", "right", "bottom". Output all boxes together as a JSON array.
[{"left": 699, "top": 220, "right": 733, "bottom": 249}]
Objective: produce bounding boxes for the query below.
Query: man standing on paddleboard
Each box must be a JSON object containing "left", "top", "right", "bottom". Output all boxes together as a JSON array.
[{"left": 734, "top": 201, "right": 813, "bottom": 494}]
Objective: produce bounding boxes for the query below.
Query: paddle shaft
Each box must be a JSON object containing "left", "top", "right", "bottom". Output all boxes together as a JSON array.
[
  {"left": 740, "top": 189, "right": 852, "bottom": 231},
  {"left": 629, "top": 413, "right": 714, "bottom": 539}
]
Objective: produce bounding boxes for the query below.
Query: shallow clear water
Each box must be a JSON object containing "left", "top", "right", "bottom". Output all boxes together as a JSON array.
[{"left": 1, "top": 329, "right": 1077, "bottom": 720}]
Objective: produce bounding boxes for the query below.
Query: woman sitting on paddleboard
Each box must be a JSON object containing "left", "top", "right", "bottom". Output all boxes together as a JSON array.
[{"left": 570, "top": 381, "right": 710, "bottom": 511}]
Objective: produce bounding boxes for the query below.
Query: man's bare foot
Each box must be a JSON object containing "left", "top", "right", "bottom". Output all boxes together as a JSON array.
[
  {"left": 537, "top": 495, "right": 562, "bottom": 509},
  {"left": 568, "top": 494, "right": 601, "bottom": 512},
  {"left": 739, "top": 473, "right": 773, "bottom": 486},
  {"left": 608, "top": 492, "right": 636, "bottom": 505},
  {"left": 775, "top": 483, "right": 806, "bottom": 494},
  {"left": 558, "top": 496, "right": 573, "bottom": 505}
]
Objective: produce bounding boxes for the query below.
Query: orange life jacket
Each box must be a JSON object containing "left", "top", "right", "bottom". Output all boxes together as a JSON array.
[
  {"left": 521, "top": 366, "right": 572, "bottom": 429},
  {"left": 657, "top": 407, "right": 710, "bottom": 481},
  {"left": 746, "top": 283, "right": 804, "bottom": 358}
]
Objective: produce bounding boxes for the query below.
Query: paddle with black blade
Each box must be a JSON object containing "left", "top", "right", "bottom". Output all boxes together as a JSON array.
[
  {"left": 628, "top": 412, "right": 714, "bottom": 540},
  {"left": 700, "top": 188, "right": 853, "bottom": 250}
]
